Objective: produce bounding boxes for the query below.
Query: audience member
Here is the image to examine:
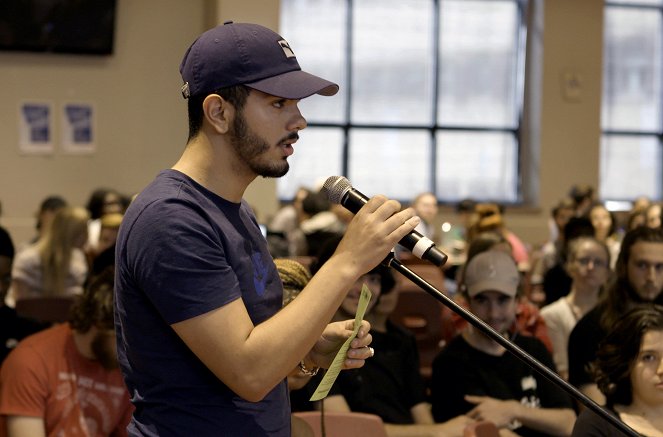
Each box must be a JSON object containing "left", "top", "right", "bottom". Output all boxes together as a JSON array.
[
  {"left": 411, "top": 192, "right": 439, "bottom": 242},
  {"left": 453, "top": 232, "right": 553, "bottom": 353},
  {"left": 467, "top": 203, "right": 530, "bottom": 272},
  {"left": 626, "top": 206, "right": 647, "bottom": 232},
  {"left": 295, "top": 189, "right": 345, "bottom": 256},
  {"left": 542, "top": 216, "right": 595, "bottom": 306},
  {"left": 431, "top": 250, "right": 576, "bottom": 436},
  {"left": 299, "top": 236, "right": 474, "bottom": 436},
  {"left": 89, "top": 212, "right": 124, "bottom": 278},
  {"left": 645, "top": 202, "right": 662, "bottom": 229},
  {"left": 588, "top": 203, "right": 620, "bottom": 269},
  {"left": 540, "top": 236, "right": 610, "bottom": 380},
  {"left": 29, "top": 195, "right": 68, "bottom": 246},
  {"left": 568, "top": 184, "right": 595, "bottom": 218},
  {"left": 530, "top": 198, "right": 575, "bottom": 289},
  {"left": 0, "top": 226, "right": 47, "bottom": 363},
  {"left": 568, "top": 226, "right": 663, "bottom": 404},
  {"left": 572, "top": 305, "right": 663, "bottom": 436},
  {"left": 632, "top": 195, "right": 651, "bottom": 212},
  {"left": 85, "top": 187, "right": 125, "bottom": 253},
  {"left": 0, "top": 268, "right": 133, "bottom": 436},
  {"left": 10, "top": 206, "right": 89, "bottom": 304},
  {"left": 267, "top": 187, "right": 311, "bottom": 257}
]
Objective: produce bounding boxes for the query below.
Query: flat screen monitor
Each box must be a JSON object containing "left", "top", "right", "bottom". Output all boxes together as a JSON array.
[{"left": 0, "top": 0, "right": 117, "bottom": 55}]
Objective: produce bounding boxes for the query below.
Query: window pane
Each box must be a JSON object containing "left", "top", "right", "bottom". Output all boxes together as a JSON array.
[
  {"left": 277, "top": 127, "right": 344, "bottom": 198},
  {"left": 348, "top": 129, "right": 431, "bottom": 199},
  {"left": 436, "top": 131, "right": 518, "bottom": 202},
  {"left": 280, "top": 0, "right": 347, "bottom": 123},
  {"left": 608, "top": 0, "right": 663, "bottom": 6},
  {"left": 351, "top": 0, "right": 435, "bottom": 125},
  {"left": 438, "top": 0, "right": 520, "bottom": 128},
  {"left": 602, "top": 7, "right": 662, "bottom": 131},
  {"left": 600, "top": 135, "right": 661, "bottom": 200}
]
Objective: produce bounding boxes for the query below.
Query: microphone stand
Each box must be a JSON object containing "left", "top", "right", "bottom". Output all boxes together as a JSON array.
[{"left": 383, "top": 253, "right": 638, "bottom": 437}]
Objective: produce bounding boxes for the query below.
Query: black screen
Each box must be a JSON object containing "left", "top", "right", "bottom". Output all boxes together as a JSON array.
[{"left": 0, "top": 0, "right": 117, "bottom": 55}]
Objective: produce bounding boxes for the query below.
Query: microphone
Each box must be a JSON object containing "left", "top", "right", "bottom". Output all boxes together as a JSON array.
[{"left": 321, "top": 176, "right": 448, "bottom": 267}]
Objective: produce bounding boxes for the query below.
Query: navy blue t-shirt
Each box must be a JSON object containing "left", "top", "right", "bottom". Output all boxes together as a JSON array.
[{"left": 115, "top": 170, "right": 288, "bottom": 436}]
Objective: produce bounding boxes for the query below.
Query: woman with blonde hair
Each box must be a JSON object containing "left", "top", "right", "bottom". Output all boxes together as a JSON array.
[{"left": 10, "top": 206, "right": 89, "bottom": 302}]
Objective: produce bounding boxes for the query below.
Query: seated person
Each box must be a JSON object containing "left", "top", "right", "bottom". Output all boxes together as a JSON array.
[
  {"left": 568, "top": 226, "right": 663, "bottom": 404},
  {"left": 540, "top": 236, "right": 610, "bottom": 381},
  {"left": 0, "top": 226, "right": 48, "bottom": 364},
  {"left": 452, "top": 232, "right": 553, "bottom": 353},
  {"left": 431, "top": 250, "right": 576, "bottom": 436},
  {"left": 572, "top": 305, "right": 663, "bottom": 436},
  {"left": 0, "top": 268, "right": 133, "bottom": 436},
  {"left": 296, "top": 236, "right": 475, "bottom": 436},
  {"left": 10, "top": 206, "right": 89, "bottom": 303}
]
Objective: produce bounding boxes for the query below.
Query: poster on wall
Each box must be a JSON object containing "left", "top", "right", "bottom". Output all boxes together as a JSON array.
[
  {"left": 62, "top": 102, "right": 96, "bottom": 154},
  {"left": 19, "top": 101, "right": 54, "bottom": 154}
]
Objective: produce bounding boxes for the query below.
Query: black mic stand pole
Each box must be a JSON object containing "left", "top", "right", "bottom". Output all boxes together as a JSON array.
[{"left": 383, "top": 253, "right": 638, "bottom": 437}]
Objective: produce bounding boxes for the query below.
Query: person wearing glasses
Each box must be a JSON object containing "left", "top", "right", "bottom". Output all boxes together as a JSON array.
[
  {"left": 540, "top": 236, "right": 611, "bottom": 381},
  {"left": 568, "top": 226, "right": 663, "bottom": 404}
]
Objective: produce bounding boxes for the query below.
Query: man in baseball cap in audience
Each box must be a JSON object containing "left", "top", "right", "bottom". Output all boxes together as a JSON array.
[{"left": 430, "top": 250, "right": 576, "bottom": 436}]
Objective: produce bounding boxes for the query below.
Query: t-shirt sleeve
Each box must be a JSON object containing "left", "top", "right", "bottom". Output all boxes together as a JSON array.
[
  {"left": 125, "top": 199, "right": 241, "bottom": 324},
  {"left": 568, "top": 314, "right": 600, "bottom": 388},
  {"left": 571, "top": 408, "right": 615, "bottom": 436},
  {"left": 0, "top": 344, "right": 49, "bottom": 418}
]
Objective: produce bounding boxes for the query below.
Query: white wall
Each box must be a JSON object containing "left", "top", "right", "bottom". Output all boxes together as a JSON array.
[
  {"left": 0, "top": 0, "right": 209, "bottom": 244},
  {"left": 0, "top": 0, "right": 606, "bottom": 252}
]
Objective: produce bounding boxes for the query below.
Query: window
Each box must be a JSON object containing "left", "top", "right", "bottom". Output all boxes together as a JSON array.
[
  {"left": 602, "top": 0, "right": 663, "bottom": 201},
  {"left": 278, "top": 0, "right": 527, "bottom": 203}
]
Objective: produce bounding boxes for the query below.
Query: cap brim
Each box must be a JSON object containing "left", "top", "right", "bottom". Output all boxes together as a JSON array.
[
  {"left": 467, "top": 279, "right": 517, "bottom": 298},
  {"left": 246, "top": 70, "right": 339, "bottom": 100}
]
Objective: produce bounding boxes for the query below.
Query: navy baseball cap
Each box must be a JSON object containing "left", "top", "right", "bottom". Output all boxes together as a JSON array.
[{"left": 179, "top": 21, "right": 339, "bottom": 100}]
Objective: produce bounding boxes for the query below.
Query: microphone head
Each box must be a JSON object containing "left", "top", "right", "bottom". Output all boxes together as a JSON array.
[{"left": 321, "top": 176, "right": 351, "bottom": 204}]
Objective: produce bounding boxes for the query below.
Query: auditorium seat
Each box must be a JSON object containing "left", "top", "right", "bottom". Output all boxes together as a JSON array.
[
  {"left": 292, "top": 411, "right": 388, "bottom": 437},
  {"left": 389, "top": 287, "right": 455, "bottom": 384},
  {"left": 15, "top": 295, "right": 75, "bottom": 324}
]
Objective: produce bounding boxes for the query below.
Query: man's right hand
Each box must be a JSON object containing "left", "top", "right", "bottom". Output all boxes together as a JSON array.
[{"left": 332, "top": 195, "right": 419, "bottom": 278}]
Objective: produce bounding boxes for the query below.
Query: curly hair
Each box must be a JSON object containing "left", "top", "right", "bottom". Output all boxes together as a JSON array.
[
  {"left": 274, "top": 258, "right": 311, "bottom": 307},
  {"left": 69, "top": 267, "right": 115, "bottom": 333},
  {"left": 591, "top": 304, "right": 663, "bottom": 407}
]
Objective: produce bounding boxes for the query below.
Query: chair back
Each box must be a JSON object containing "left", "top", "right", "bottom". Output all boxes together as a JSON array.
[
  {"left": 292, "top": 411, "right": 388, "bottom": 437},
  {"left": 15, "top": 295, "right": 75, "bottom": 324}
]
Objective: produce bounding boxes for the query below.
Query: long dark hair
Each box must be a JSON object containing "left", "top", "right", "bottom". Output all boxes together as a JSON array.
[
  {"left": 598, "top": 226, "right": 663, "bottom": 331},
  {"left": 592, "top": 304, "right": 663, "bottom": 407}
]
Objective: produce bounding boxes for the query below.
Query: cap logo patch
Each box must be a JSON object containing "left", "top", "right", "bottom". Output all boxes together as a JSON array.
[{"left": 278, "top": 39, "right": 296, "bottom": 58}]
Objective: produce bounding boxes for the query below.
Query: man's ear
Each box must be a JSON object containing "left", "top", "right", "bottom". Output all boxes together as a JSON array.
[{"left": 202, "top": 94, "right": 234, "bottom": 134}]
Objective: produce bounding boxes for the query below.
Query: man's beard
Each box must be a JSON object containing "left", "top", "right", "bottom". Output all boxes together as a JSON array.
[
  {"left": 229, "top": 110, "right": 293, "bottom": 178},
  {"left": 91, "top": 331, "right": 119, "bottom": 371}
]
